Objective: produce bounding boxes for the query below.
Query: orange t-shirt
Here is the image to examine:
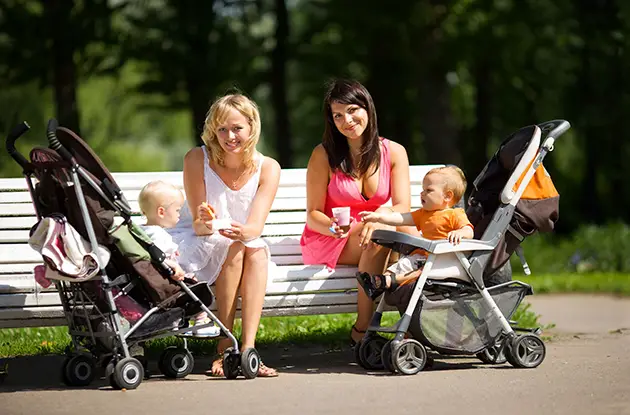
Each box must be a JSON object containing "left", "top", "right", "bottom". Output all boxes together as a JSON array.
[
  {"left": 410, "top": 207, "right": 473, "bottom": 240},
  {"left": 397, "top": 208, "right": 473, "bottom": 286}
]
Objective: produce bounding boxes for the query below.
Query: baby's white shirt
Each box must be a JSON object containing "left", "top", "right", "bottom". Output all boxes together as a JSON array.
[{"left": 140, "top": 225, "right": 179, "bottom": 259}]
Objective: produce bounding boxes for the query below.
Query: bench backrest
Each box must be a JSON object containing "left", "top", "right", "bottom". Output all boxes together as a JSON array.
[{"left": 0, "top": 165, "right": 439, "bottom": 327}]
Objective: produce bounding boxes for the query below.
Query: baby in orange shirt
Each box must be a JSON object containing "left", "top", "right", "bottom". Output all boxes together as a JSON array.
[{"left": 357, "top": 166, "right": 474, "bottom": 300}]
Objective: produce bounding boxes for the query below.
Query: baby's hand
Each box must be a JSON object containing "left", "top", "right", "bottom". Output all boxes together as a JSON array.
[
  {"left": 358, "top": 211, "right": 381, "bottom": 223},
  {"left": 447, "top": 229, "right": 466, "bottom": 245},
  {"left": 198, "top": 202, "right": 216, "bottom": 221},
  {"left": 164, "top": 259, "right": 185, "bottom": 281}
]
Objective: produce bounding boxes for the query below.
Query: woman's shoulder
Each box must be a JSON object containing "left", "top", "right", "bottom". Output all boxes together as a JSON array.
[
  {"left": 380, "top": 138, "right": 408, "bottom": 167},
  {"left": 184, "top": 146, "right": 204, "bottom": 164},
  {"left": 308, "top": 144, "right": 329, "bottom": 165},
  {"left": 261, "top": 155, "right": 281, "bottom": 173},
  {"left": 381, "top": 138, "right": 406, "bottom": 154}
]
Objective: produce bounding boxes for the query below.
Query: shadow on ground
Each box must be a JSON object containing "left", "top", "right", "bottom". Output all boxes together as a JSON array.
[{"left": 0, "top": 344, "right": 500, "bottom": 392}]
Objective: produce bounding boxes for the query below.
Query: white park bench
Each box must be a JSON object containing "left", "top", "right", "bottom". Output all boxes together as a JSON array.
[{"left": 0, "top": 165, "right": 438, "bottom": 328}]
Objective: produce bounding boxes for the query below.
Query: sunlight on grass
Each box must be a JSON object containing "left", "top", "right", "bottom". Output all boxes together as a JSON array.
[{"left": 0, "top": 306, "right": 541, "bottom": 358}]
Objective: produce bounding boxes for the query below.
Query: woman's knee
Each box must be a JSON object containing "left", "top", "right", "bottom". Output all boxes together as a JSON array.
[
  {"left": 226, "top": 242, "right": 246, "bottom": 262},
  {"left": 243, "top": 247, "right": 268, "bottom": 268}
]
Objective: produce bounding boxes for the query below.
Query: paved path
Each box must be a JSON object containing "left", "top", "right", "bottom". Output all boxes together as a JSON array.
[{"left": 2, "top": 294, "right": 630, "bottom": 415}]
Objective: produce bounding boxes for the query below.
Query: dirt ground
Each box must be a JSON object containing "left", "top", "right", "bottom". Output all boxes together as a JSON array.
[{"left": 1, "top": 294, "right": 629, "bottom": 415}]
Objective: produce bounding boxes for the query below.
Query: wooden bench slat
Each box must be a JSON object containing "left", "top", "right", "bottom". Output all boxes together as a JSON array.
[
  {"left": 0, "top": 165, "right": 439, "bottom": 327},
  {"left": 0, "top": 165, "right": 439, "bottom": 189},
  {"left": 0, "top": 291, "right": 359, "bottom": 313}
]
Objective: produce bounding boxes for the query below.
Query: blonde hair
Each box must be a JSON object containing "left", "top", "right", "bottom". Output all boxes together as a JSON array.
[
  {"left": 138, "top": 181, "right": 182, "bottom": 216},
  {"left": 201, "top": 94, "right": 261, "bottom": 172},
  {"left": 426, "top": 166, "right": 467, "bottom": 206}
]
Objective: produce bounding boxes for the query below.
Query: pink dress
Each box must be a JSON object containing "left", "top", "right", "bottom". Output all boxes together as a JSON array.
[{"left": 300, "top": 138, "right": 392, "bottom": 269}]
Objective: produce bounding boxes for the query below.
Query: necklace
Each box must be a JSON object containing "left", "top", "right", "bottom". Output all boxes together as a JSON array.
[{"left": 227, "top": 165, "right": 248, "bottom": 189}]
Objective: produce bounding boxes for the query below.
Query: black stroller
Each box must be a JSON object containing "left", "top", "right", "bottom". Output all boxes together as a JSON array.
[
  {"left": 5, "top": 119, "right": 261, "bottom": 389},
  {"left": 354, "top": 120, "right": 568, "bottom": 374}
]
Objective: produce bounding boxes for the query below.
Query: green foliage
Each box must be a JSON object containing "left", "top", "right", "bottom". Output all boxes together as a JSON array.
[
  {"left": 513, "top": 223, "right": 630, "bottom": 274},
  {"left": 1, "top": 0, "right": 630, "bottom": 231}
]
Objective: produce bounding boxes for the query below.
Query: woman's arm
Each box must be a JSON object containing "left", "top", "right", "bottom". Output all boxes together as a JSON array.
[
  {"left": 227, "top": 156, "right": 281, "bottom": 241},
  {"left": 305, "top": 145, "right": 336, "bottom": 236},
  {"left": 182, "top": 148, "right": 213, "bottom": 236}
]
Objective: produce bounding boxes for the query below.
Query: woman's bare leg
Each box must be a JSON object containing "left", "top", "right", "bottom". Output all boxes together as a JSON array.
[
  {"left": 239, "top": 247, "right": 268, "bottom": 350},
  {"left": 337, "top": 222, "right": 393, "bottom": 342},
  {"left": 214, "top": 242, "right": 246, "bottom": 355}
]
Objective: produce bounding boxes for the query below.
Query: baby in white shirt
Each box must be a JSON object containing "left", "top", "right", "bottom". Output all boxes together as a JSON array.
[{"left": 138, "top": 180, "right": 219, "bottom": 337}]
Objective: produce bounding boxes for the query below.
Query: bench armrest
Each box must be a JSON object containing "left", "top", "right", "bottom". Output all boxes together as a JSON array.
[{"left": 371, "top": 229, "right": 499, "bottom": 255}]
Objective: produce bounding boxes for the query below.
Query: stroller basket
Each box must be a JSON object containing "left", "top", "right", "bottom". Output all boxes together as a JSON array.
[{"left": 411, "top": 281, "right": 531, "bottom": 354}]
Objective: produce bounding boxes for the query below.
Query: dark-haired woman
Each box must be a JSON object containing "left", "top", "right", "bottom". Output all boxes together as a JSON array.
[{"left": 300, "top": 79, "right": 411, "bottom": 346}]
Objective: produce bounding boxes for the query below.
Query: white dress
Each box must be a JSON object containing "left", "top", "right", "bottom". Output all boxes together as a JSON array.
[{"left": 168, "top": 146, "right": 270, "bottom": 284}]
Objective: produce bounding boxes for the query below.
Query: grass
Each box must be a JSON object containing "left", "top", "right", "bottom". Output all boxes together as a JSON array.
[
  {"left": 516, "top": 272, "right": 630, "bottom": 296},
  {"left": 0, "top": 304, "right": 544, "bottom": 358},
  {"left": 2, "top": 271, "right": 628, "bottom": 358}
]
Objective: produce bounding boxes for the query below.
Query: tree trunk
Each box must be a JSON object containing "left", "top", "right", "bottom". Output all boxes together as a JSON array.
[
  {"left": 576, "top": 0, "right": 600, "bottom": 221},
  {"left": 271, "top": 0, "right": 292, "bottom": 167},
  {"left": 468, "top": 59, "right": 492, "bottom": 178},
  {"left": 419, "top": 70, "right": 461, "bottom": 166},
  {"left": 188, "top": 79, "right": 210, "bottom": 147},
  {"left": 44, "top": 0, "right": 81, "bottom": 135}
]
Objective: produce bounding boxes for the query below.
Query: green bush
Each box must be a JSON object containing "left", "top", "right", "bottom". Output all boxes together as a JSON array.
[{"left": 513, "top": 222, "right": 630, "bottom": 274}]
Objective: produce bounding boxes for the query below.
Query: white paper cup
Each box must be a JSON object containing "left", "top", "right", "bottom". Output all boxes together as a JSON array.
[
  {"left": 332, "top": 207, "right": 351, "bottom": 227},
  {"left": 212, "top": 218, "right": 232, "bottom": 230}
]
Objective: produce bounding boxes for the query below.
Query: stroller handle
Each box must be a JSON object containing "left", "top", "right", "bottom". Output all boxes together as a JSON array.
[
  {"left": 46, "top": 118, "right": 76, "bottom": 163},
  {"left": 5, "top": 121, "right": 31, "bottom": 169},
  {"left": 538, "top": 119, "right": 570, "bottom": 140}
]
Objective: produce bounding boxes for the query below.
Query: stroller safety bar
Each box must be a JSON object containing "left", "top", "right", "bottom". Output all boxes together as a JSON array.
[{"left": 371, "top": 229, "right": 499, "bottom": 255}]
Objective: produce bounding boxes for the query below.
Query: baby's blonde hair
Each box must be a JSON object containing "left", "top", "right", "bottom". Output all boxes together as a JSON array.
[
  {"left": 426, "top": 166, "right": 467, "bottom": 206},
  {"left": 138, "top": 181, "right": 182, "bottom": 217},
  {"left": 201, "top": 93, "right": 261, "bottom": 172}
]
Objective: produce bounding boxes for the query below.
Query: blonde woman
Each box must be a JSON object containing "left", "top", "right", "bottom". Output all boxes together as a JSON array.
[{"left": 170, "top": 94, "right": 281, "bottom": 377}]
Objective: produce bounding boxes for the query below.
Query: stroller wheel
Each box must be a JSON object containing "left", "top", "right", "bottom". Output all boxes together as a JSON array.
[
  {"left": 62, "top": 354, "right": 96, "bottom": 387},
  {"left": 380, "top": 340, "right": 395, "bottom": 373},
  {"left": 240, "top": 348, "right": 260, "bottom": 380},
  {"left": 476, "top": 343, "right": 507, "bottom": 365},
  {"left": 223, "top": 348, "right": 241, "bottom": 379},
  {"left": 392, "top": 339, "right": 427, "bottom": 375},
  {"left": 357, "top": 335, "right": 388, "bottom": 370},
  {"left": 506, "top": 334, "right": 546, "bottom": 369},
  {"left": 111, "top": 357, "right": 144, "bottom": 390},
  {"left": 160, "top": 347, "right": 194, "bottom": 379}
]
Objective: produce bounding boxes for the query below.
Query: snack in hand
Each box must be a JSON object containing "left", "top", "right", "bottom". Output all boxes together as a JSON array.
[
  {"left": 200, "top": 202, "right": 216, "bottom": 219},
  {"left": 212, "top": 218, "right": 232, "bottom": 230}
]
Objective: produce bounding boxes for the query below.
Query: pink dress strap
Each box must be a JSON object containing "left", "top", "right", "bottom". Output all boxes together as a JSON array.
[{"left": 300, "top": 138, "right": 393, "bottom": 269}]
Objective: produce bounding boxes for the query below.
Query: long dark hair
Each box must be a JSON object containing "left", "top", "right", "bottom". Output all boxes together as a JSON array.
[{"left": 322, "top": 79, "right": 380, "bottom": 178}]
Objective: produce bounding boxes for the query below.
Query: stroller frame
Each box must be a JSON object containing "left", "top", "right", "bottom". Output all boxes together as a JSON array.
[
  {"left": 355, "top": 120, "right": 570, "bottom": 375},
  {"left": 6, "top": 119, "right": 262, "bottom": 388}
]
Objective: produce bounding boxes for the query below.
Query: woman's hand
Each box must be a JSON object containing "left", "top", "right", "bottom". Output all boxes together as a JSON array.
[
  {"left": 359, "top": 207, "right": 394, "bottom": 249},
  {"left": 358, "top": 221, "right": 385, "bottom": 249},
  {"left": 328, "top": 217, "right": 353, "bottom": 239},
  {"left": 198, "top": 202, "right": 216, "bottom": 222},
  {"left": 219, "top": 220, "right": 255, "bottom": 242}
]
